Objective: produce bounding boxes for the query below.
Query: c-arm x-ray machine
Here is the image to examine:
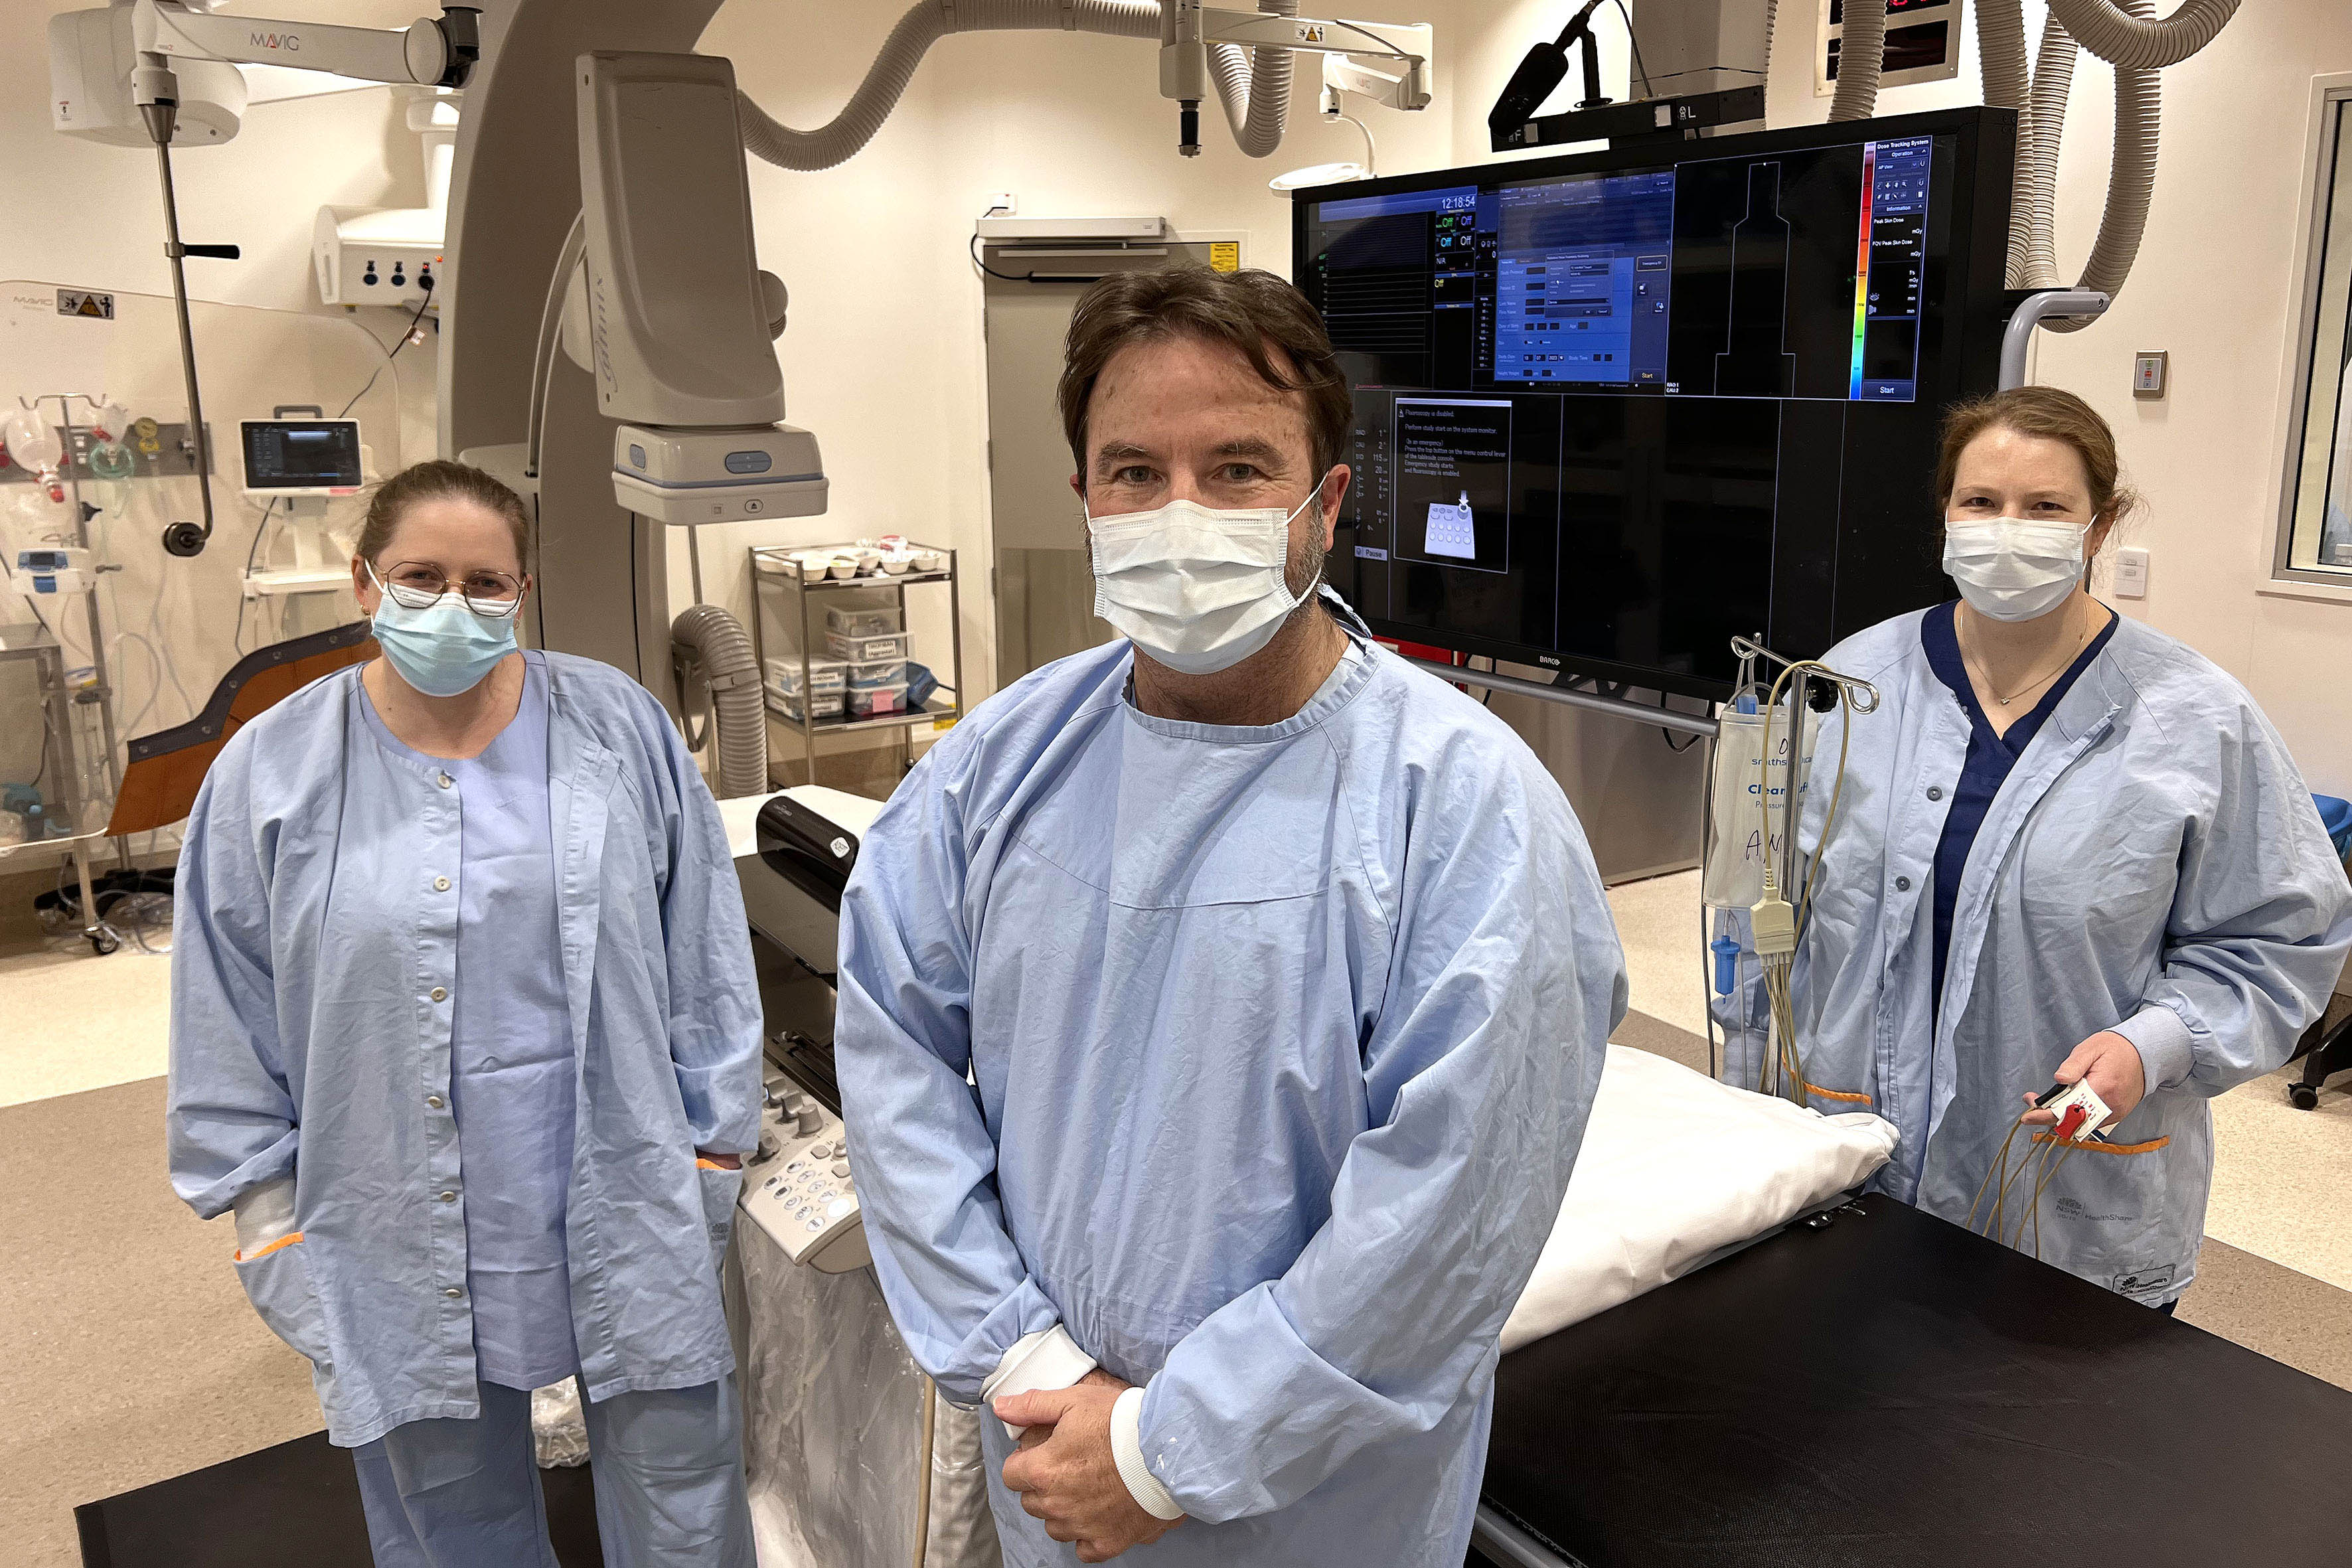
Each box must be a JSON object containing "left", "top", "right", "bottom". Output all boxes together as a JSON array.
[
  {"left": 54, "top": 0, "right": 1437, "bottom": 748},
  {"left": 58, "top": 0, "right": 2241, "bottom": 757}
]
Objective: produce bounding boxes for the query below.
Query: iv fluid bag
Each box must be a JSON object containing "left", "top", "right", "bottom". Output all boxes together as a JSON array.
[{"left": 1702, "top": 704, "right": 1820, "bottom": 910}]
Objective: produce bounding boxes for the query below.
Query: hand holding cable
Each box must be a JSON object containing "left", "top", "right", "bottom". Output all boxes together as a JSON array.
[{"left": 2019, "top": 1030, "right": 2146, "bottom": 1132}]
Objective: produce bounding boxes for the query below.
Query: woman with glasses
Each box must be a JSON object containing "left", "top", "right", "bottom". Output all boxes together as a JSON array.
[{"left": 167, "top": 459, "right": 762, "bottom": 1566}]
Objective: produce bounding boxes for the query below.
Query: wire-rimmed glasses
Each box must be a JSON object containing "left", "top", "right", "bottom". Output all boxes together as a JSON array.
[{"left": 368, "top": 560, "right": 527, "bottom": 619}]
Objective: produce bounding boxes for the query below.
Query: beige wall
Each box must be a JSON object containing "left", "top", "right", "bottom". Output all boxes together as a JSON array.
[
  {"left": 1749, "top": 1, "right": 2352, "bottom": 796},
  {"left": 0, "top": 2, "right": 441, "bottom": 862},
  {"left": 7, "top": 0, "right": 2345, "bottom": 804}
]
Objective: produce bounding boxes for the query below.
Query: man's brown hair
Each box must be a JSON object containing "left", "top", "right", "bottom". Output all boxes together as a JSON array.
[{"left": 1057, "top": 267, "right": 1354, "bottom": 484}]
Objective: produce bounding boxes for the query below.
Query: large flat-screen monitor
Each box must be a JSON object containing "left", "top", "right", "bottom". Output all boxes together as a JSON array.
[{"left": 1294, "top": 106, "right": 2016, "bottom": 700}]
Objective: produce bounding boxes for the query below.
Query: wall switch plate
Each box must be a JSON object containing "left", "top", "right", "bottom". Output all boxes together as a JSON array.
[
  {"left": 2113, "top": 545, "right": 2150, "bottom": 598},
  {"left": 2133, "top": 351, "right": 2168, "bottom": 399}
]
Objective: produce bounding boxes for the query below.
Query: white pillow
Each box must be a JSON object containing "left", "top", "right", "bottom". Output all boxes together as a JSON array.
[{"left": 1502, "top": 1044, "right": 1898, "bottom": 1352}]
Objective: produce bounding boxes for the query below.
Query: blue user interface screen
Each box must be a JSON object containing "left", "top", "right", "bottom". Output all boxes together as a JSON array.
[{"left": 1299, "top": 123, "right": 1972, "bottom": 693}]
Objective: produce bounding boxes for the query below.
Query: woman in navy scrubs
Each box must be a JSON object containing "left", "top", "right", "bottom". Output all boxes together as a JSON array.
[{"left": 1723, "top": 386, "right": 2351, "bottom": 1308}]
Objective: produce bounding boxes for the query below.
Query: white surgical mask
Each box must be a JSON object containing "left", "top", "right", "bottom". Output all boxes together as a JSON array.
[
  {"left": 1087, "top": 479, "right": 1328, "bottom": 676},
  {"left": 1941, "top": 516, "right": 2087, "bottom": 623}
]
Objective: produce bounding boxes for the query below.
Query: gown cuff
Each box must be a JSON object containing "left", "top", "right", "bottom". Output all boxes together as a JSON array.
[
  {"left": 230, "top": 1176, "right": 298, "bottom": 1256},
  {"left": 1111, "top": 1385, "right": 1185, "bottom": 1521},
  {"left": 984, "top": 1322, "right": 1098, "bottom": 1439},
  {"left": 2113, "top": 1002, "right": 2195, "bottom": 1094}
]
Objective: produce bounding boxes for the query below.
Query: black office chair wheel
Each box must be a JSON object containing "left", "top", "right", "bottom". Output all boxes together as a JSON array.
[{"left": 2289, "top": 1083, "right": 2319, "bottom": 1111}]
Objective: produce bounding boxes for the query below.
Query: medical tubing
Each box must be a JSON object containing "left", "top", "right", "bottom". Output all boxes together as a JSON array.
[
  {"left": 1976, "top": 0, "right": 2031, "bottom": 112},
  {"left": 2011, "top": 1138, "right": 2057, "bottom": 1248},
  {"left": 1826, "top": 0, "right": 1885, "bottom": 122},
  {"left": 1967, "top": 1117, "right": 2027, "bottom": 1235},
  {"left": 2045, "top": 0, "right": 2160, "bottom": 331},
  {"left": 668, "top": 605, "right": 769, "bottom": 798},
  {"left": 2044, "top": 0, "right": 2238, "bottom": 68},
  {"left": 734, "top": 0, "right": 1163, "bottom": 173},
  {"left": 2029, "top": 1142, "right": 2082, "bottom": 1258},
  {"left": 2005, "top": 0, "right": 2236, "bottom": 306},
  {"left": 149, "top": 138, "right": 218, "bottom": 544},
  {"left": 1206, "top": 0, "right": 1296, "bottom": 159},
  {"left": 912, "top": 1375, "right": 937, "bottom": 1568},
  {"left": 2011, "top": 15, "right": 2080, "bottom": 288},
  {"left": 525, "top": 212, "right": 588, "bottom": 480}
]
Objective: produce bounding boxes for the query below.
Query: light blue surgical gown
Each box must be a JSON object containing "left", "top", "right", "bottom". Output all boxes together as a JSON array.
[
  {"left": 355, "top": 651, "right": 580, "bottom": 1391},
  {"left": 169, "top": 652, "right": 763, "bottom": 1448},
  {"left": 836, "top": 615, "right": 1626, "bottom": 1567},
  {"left": 1720, "top": 608, "right": 2352, "bottom": 1302}
]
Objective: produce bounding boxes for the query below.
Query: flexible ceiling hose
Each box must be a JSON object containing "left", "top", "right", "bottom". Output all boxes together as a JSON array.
[
  {"left": 1994, "top": 0, "right": 2233, "bottom": 309},
  {"left": 670, "top": 604, "right": 770, "bottom": 799},
  {"left": 1827, "top": 0, "right": 1886, "bottom": 122},
  {"left": 1206, "top": 0, "right": 1296, "bottom": 157},
  {"left": 736, "top": 0, "right": 1297, "bottom": 172},
  {"left": 2043, "top": 0, "right": 2160, "bottom": 329},
  {"left": 2045, "top": 0, "right": 2239, "bottom": 69},
  {"left": 2010, "top": 13, "right": 2080, "bottom": 287},
  {"left": 1976, "top": 0, "right": 2031, "bottom": 110}
]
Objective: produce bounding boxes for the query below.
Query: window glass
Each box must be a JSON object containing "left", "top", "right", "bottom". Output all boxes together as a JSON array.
[{"left": 2285, "top": 95, "right": 2352, "bottom": 578}]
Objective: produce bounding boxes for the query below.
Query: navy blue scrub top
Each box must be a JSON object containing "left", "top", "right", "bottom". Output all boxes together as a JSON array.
[{"left": 1922, "top": 599, "right": 2120, "bottom": 1016}]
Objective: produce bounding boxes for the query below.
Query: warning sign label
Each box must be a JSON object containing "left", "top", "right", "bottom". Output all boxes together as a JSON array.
[
  {"left": 1209, "top": 242, "right": 1241, "bottom": 273},
  {"left": 56, "top": 289, "right": 114, "bottom": 319}
]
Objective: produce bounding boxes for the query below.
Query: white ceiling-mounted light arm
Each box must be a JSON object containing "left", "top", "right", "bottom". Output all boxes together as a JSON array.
[
  {"left": 111, "top": 2, "right": 479, "bottom": 558},
  {"left": 131, "top": 0, "right": 481, "bottom": 88},
  {"left": 1320, "top": 23, "right": 1431, "bottom": 113},
  {"left": 1162, "top": 1, "right": 1429, "bottom": 153}
]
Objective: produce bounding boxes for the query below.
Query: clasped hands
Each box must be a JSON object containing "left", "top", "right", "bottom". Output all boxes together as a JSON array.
[{"left": 995, "top": 1369, "right": 1184, "bottom": 1563}]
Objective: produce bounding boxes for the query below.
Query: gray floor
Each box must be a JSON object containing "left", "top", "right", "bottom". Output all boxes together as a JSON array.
[{"left": 8, "top": 1013, "right": 2352, "bottom": 1568}]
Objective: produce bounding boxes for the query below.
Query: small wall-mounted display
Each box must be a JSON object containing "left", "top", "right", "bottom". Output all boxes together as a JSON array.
[{"left": 240, "top": 418, "right": 364, "bottom": 499}]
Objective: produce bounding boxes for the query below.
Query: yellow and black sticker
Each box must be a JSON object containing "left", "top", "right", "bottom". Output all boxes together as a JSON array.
[{"left": 1209, "top": 242, "right": 1241, "bottom": 274}]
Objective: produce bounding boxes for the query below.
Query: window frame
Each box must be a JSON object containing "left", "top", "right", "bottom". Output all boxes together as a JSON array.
[{"left": 2270, "top": 74, "right": 2352, "bottom": 598}]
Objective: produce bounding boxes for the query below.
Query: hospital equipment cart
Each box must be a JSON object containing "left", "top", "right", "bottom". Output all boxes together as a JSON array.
[{"left": 748, "top": 543, "right": 963, "bottom": 791}]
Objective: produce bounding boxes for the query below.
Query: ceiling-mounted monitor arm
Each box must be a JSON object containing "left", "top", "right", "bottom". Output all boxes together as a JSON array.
[
  {"left": 121, "top": 3, "right": 479, "bottom": 555},
  {"left": 1999, "top": 289, "right": 2112, "bottom": 390},
  {"left": 131, "top": 1, "right": 481, "bottom": 88},
  {"left": 1163, "top": 3, "right": 1430, "bottom": 153}
]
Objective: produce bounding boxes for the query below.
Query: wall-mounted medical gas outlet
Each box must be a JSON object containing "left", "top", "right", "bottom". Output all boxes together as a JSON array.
[
  {"left": 1817, "top": 0, "right": 1961, "bottom": 98},
  {"left": 315, "top": 208, "right": 443, "bottom": 307},
  {"left": 2133, "top": 351, "right": 2168, "bottom": 400}
]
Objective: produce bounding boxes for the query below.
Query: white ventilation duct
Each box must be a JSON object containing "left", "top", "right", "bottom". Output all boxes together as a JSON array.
[{"left": 734, "top": 0, "right": 1303, "bottom": 172}]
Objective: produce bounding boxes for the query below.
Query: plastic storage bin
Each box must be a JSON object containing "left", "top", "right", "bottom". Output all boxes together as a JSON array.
[
  {"left": 848, "top": 681, "right": 910, "bottom": 718},
  {"left": 846, "top": 658, "right": 907, "bottom": 690},
  {"left": 826, "top": 631, "right": 911, "bottom": 663},
  {"left": 765, "top": 657, "right": 845, "bottom": 694},
  {"left": 773, "top": 693, "right": 843, "bottom": 722},
  {"left": 766, "top": 658, "right": 846, "bottom": 721},
  {"left": 825, "top": 604, "right": 904, "bottom": 639}
]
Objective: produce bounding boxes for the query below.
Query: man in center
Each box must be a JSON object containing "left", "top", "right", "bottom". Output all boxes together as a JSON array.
[{"left": 836, "top": 267, "right": 1625, "bottom": 1565}]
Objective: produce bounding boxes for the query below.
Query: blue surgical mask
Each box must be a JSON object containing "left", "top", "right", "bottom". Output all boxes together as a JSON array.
[{"left": 367, "top": 565, "right": 519, "bottom": 697}]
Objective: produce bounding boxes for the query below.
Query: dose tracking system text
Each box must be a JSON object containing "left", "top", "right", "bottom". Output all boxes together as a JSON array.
[{"left": 1297, "top": 112, "right": 1996, "bottom": 698}]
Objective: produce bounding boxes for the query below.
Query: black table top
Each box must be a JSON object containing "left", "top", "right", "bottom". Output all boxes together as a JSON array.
[{"left": 1483, "top": 1193, "right": 2352, "bottom": 1568}]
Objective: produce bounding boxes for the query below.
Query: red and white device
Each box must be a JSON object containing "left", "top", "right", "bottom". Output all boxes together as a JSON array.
[{"left": 2036, "top": 1080, "right": 2112, "bottom": 1142}]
